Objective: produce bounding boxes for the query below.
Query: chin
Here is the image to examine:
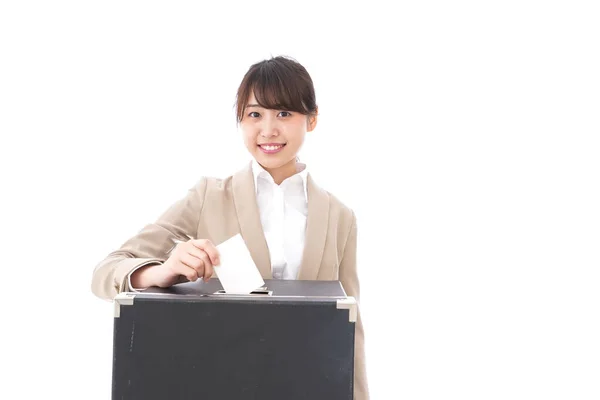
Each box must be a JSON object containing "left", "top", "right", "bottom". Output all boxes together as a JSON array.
[
  {"left": 257, "top": 156, "right": 293, "bottom": 170},
  {"left": 257, "top": 159, "right": 282, "bottom": 169}
]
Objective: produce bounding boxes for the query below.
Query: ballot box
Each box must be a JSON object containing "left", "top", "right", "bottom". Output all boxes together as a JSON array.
[{"left": 112, "top": 279, "right": 357, "bottom": 400}]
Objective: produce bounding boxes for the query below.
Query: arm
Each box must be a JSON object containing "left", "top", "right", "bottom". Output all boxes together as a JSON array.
[
  {"left": 91, "top": 177, "right": 208, "bottom": 301},
  {"left": 339, "top": 211, "right": 370, "bottom": 400}
]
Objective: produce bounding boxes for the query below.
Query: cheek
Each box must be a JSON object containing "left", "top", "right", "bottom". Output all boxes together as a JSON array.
[
  {"left": 283, "top": 122, "right": 305, "bottom": 140},
  {"left": 289, "top": 127, "right": 306, "bottom": 143},
  {"left": 240, "top": 127, "right": 256, "bottom": 146}
]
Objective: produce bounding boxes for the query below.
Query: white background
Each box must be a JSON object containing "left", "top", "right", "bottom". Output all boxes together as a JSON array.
[{"left": 1, "top": 1, "right": 599, "bottom": 399}]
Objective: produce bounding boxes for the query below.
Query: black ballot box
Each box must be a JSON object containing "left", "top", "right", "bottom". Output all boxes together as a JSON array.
[{"left": 112, "top": 279, "right": 357, "bottom": 400}]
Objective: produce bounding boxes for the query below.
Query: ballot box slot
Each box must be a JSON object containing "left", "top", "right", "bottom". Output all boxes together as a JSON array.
[{"left": 212, "top": 287, "right": 273, "bottom": 296}]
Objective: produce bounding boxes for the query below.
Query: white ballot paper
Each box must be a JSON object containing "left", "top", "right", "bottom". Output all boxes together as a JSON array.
[{"left": 214, "top": 234, "right": 265, "bottom": 294}]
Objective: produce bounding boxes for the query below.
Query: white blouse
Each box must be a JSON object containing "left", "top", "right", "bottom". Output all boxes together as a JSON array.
[{"left": 251, "top": 160, "right": 308, "bottom": 280}]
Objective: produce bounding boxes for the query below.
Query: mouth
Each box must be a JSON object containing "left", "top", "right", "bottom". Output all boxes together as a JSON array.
[{"left": 258, "top": 143, "right": 286, "bottom": 154}]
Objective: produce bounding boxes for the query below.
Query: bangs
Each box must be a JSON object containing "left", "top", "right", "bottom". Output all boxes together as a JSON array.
[{"left": 236, "top": 56, "right": 317, "bottom": 123}]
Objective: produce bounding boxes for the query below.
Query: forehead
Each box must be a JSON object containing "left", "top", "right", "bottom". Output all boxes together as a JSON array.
[
  {"left": 245, "top": 92, "right": 273, "bottom": 109},
  {"left": 241, "top": 82, "right": 307, "bottom": 114}
]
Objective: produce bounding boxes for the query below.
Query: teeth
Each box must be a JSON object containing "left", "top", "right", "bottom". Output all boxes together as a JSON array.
[{"left": 261, "top": 145, "right": 282, "bottom": 151}]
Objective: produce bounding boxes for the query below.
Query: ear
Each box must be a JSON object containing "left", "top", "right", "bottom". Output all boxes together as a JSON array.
[{"left": 307, "top": 107, "right": 318, "bottom": 132}]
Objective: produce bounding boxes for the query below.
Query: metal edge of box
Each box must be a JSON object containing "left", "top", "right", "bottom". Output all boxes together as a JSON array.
[
  {"left": 114, "top": 292, "right": 136, "bottom": 318},
  {"left": 336, "top": 296, "right": 357, "bottom": 322}
]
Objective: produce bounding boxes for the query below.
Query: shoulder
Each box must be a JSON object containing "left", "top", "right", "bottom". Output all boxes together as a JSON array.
[
  {"left": 320, "top": 188, "right": 357, "bottom": 242},
  {"left": 188, "top": 164, "right": 253, "bottom": 205},
  {"left": 187, "top": 176, "right": 235, "bottom": 205},
  {"left": 308, "top": 173, "right": 356, "bottom": 228},
  {"left": 189, "top": 165, "right": 247, "bottom": 193},
  {"left": 187, "top": 176, "right": 224, "bottom": 194},
  {"left": 326, "top": 190, "right": 355, "bottom": 220},
  {"left": 204, "top": 175, "right": 232, "bottom": 191}
]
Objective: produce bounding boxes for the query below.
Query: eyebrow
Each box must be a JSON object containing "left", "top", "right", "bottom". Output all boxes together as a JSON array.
[{"left": 245, "top": 104, "right": 261, "bottom": 108}]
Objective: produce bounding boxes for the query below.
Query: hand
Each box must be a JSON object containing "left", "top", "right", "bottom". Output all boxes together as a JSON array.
[{"left": 131, "top": 239, "right": 220, "bottom": 288}]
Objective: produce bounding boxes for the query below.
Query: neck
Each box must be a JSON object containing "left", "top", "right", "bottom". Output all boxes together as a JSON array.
[{"left": 263, "top": 158, "right": 297, "bottom": 185}]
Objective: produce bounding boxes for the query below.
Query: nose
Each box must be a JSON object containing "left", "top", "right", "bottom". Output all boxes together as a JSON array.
[{"left": 259, "top": 115, "right": 280, "bottom": 138}]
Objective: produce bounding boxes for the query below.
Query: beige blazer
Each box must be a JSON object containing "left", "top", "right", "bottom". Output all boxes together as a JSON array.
[{"left": 91, "top": 161, "right": 369, "bottom": 399}]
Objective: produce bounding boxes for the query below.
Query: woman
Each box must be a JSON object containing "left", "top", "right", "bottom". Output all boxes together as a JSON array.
[{"left": 91, "top": 55, "right": 369, "bottom": 399}]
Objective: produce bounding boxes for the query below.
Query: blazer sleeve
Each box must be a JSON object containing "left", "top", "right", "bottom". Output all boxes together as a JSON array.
[
  {"left": 91, "top": 177, "right": 208, "bottom": 301},
  {"left": 339, "top": 211, "right": 370, "bottom": 400}
]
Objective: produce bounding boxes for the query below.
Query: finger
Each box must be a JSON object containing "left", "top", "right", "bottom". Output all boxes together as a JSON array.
[
  {"left": 185, "top": 244, "right": 211, "bottom": 265},
  {"left": 203, "top": 259, "right": 214, "bottom": 282},
  {"left": 191, "top": 239, "right": 220, "bottom": 265},
  {"left": 192, "top": 250, "right": 213, "bottom": 282},
  {"left": 184, "top": 246, "right": 213, "bottom": 279},
  {"left": 180, "top": 252, "right": 206, "bottom": 279},
  {"left": 173, "top": 260, "right": 200, "bottom": 282}
]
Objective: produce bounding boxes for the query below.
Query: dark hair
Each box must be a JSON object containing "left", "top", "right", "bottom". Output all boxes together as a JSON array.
[{"left": 235, "top": 56, "right": 318, "bottom": 123}]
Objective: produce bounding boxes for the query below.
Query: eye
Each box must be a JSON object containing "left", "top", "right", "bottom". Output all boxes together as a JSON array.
[
  {"left": 278, "top": 111, "right": 292, "bottom": 117},
  {"left": 248, "top": 111, "right": 260, "bottom": 118}
]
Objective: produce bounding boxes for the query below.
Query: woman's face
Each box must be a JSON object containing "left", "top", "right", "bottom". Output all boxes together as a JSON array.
[{"left": 240, "top": 92, "right": 317, "bottom": 174}]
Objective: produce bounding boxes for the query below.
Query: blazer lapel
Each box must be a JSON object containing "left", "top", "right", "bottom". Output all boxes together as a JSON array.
[
  {"left": 297, "top": 173, "right": 330, "bottom": 280},
  {"left": 232, "top": 162, "right": 273, "bottom": 279}
]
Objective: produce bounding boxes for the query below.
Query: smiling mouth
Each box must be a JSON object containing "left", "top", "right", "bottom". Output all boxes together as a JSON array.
[{"left": 258, "top": 143, "right": 286, "bottom": 151}]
